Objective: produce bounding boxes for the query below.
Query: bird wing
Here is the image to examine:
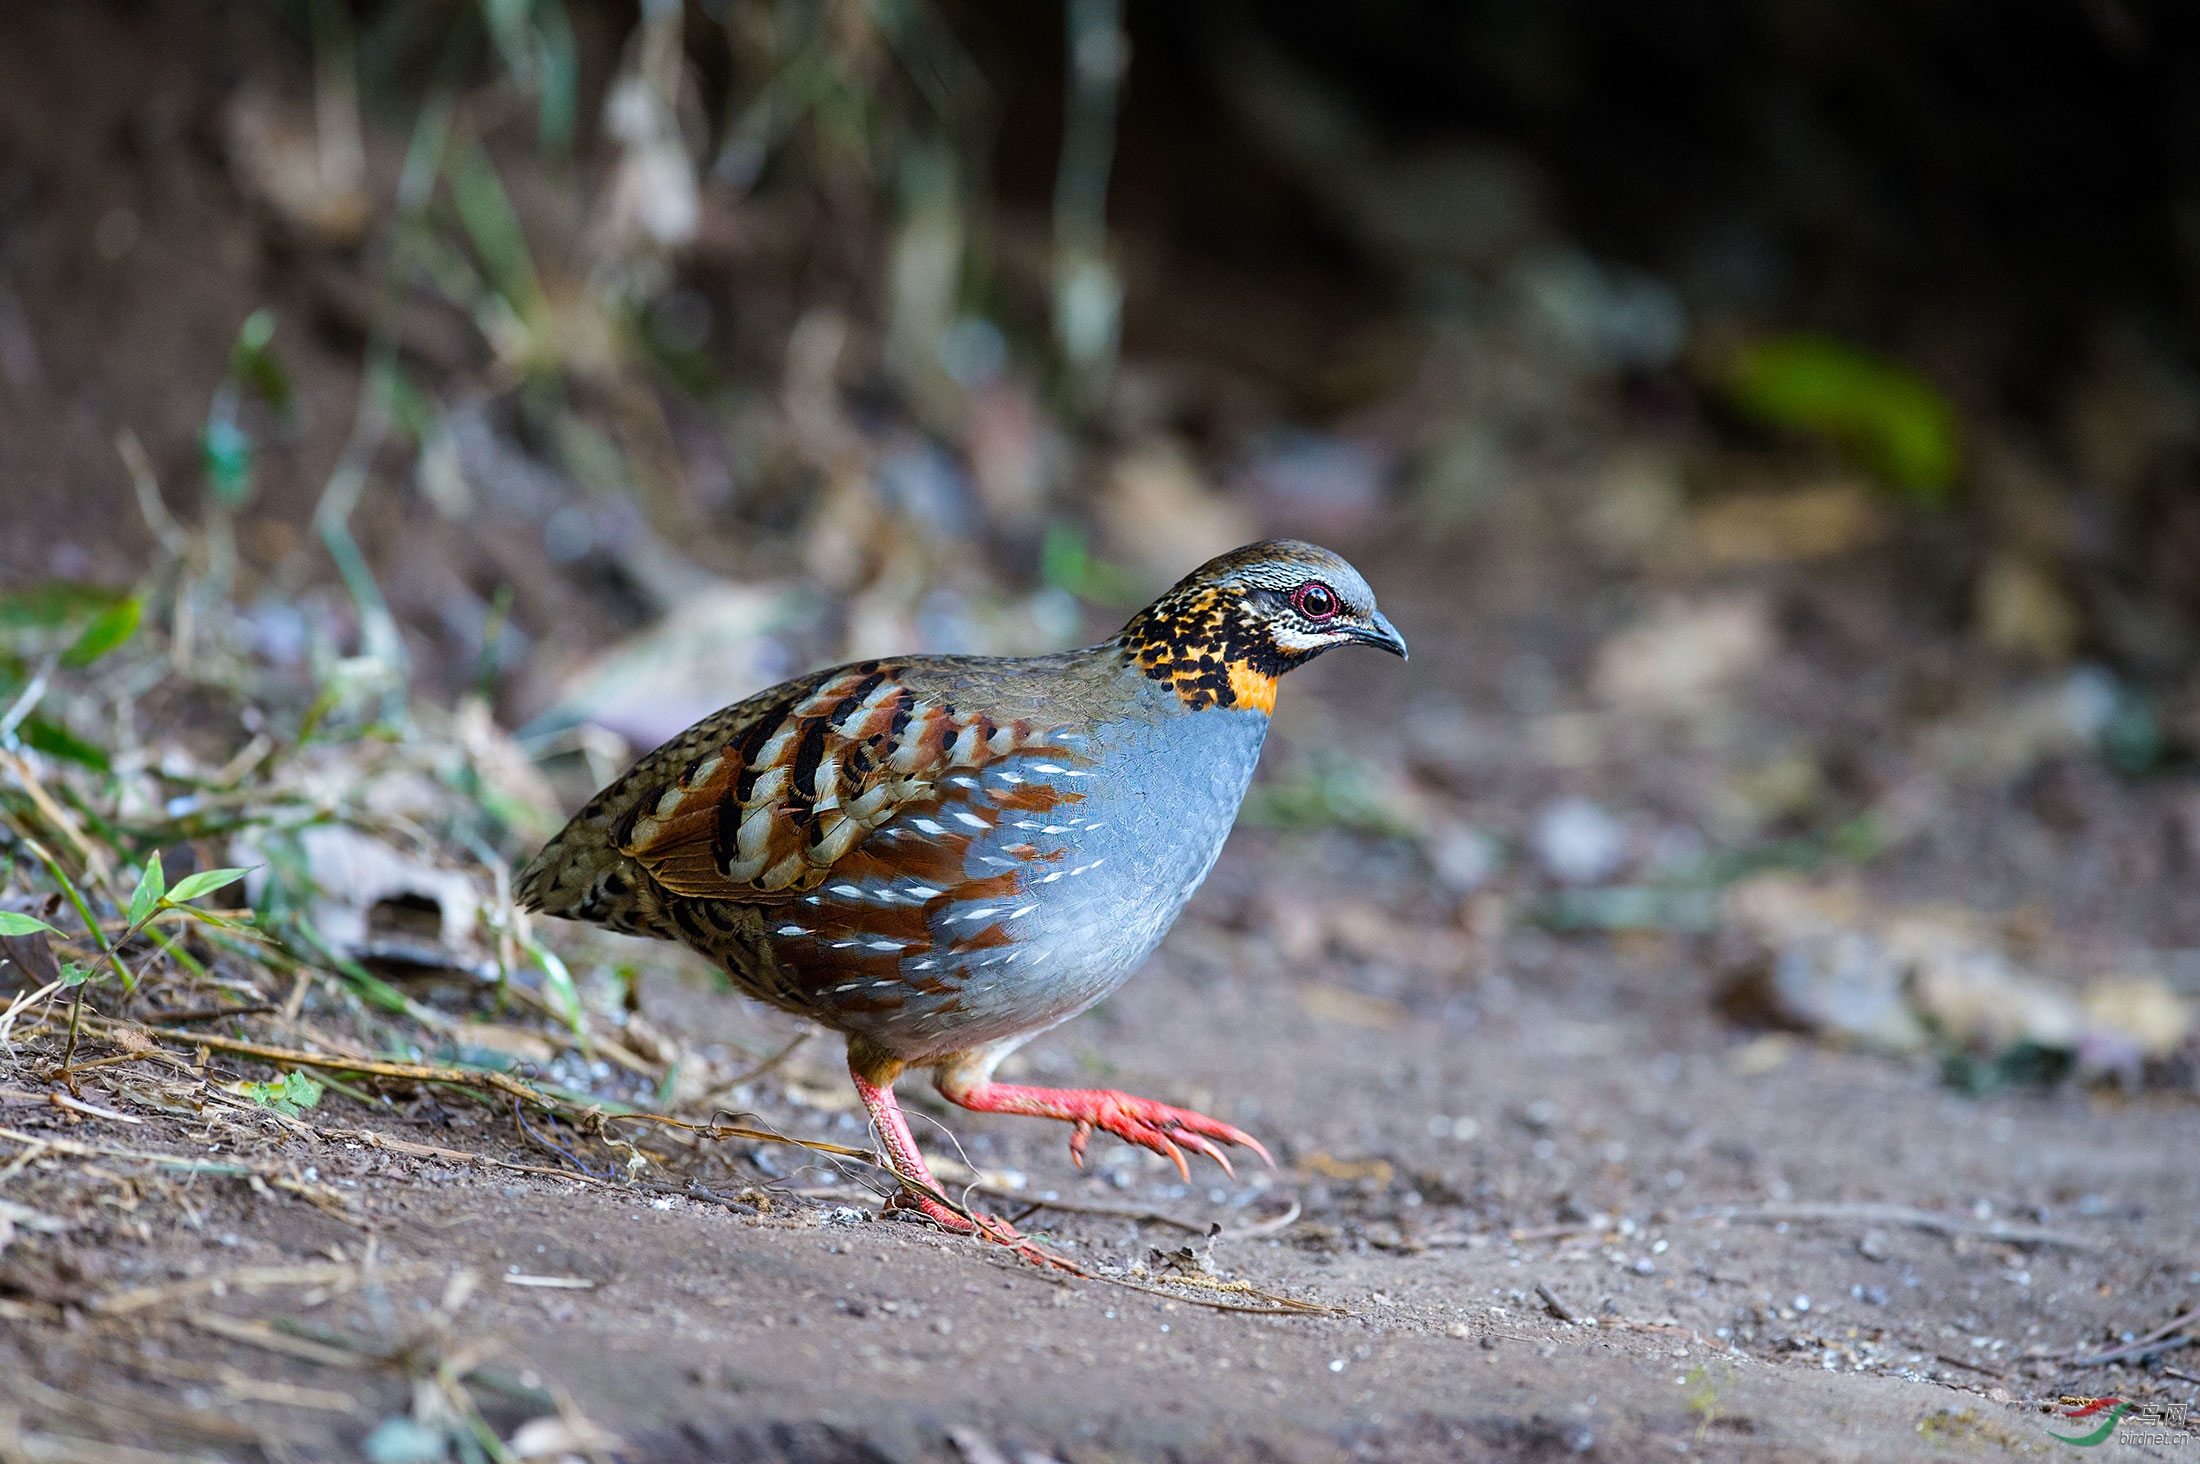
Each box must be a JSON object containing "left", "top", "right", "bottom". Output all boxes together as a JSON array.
[{"left": 600, "top": 661, "right": 1066, "bottom": 902}]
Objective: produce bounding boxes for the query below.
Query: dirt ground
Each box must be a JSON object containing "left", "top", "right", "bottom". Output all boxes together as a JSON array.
[{"left": 6, "top": 544, "right": 2199, "bottom": 1462}]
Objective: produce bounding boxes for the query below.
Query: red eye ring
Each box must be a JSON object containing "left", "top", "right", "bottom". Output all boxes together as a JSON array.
[{"left": 1291, "top": 581, "right": 1339, "bottom": 620}]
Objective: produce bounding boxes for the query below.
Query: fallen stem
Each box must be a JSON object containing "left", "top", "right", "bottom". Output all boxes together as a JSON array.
[
  {"left": 1698, "top": 1201, "right": 2102, "bottom": 1250},
  {"left": 2067, "top": 1307, "right": 2200, "bottom": 1367}
]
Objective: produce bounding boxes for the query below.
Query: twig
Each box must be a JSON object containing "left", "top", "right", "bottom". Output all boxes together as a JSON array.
[
  {"left": 1933, "top": 1351, "right": 2012, "bottom": 1380},
  {"left": 325, "top": 1126, "right": 611, "bottom": 1187},
  {"left": 183, "top": 1313, "right": 383, "bottom": 1368},
  {"left": 511, "top": 1095, "right": 608, "bottom": 1178},
  {"left": 1, "top": 1371, "right": 263, "bottom": 1445},
  {"left": 1, "top": 755, "right": 112, "bottom": 887},
  {"left": 0, "top": 1126, "right": 357, "bottom": 1221},
  {"left": 149, "top": 1029, "right": 551, "bottom": 1107},
  {"left": 1535, "top": 1282, "right": 1579, "bottom": 1323},
  {"left": 0, "top": 657, "right": 52, "bottom": 742},
  {"left": 1510, "top": 1223, "right": 1600, "bottom": 1243},
  {"left": 149, "top": 1002, "right": 276, "bottom": 1025},
  {"left": 690, "top": 1029, "right": 810, "bottom": 1104},
  {"left": 0, "top": 1428, "right": 209, "bottom": 1464},
  {"left": 117, "top": 428, "right": 190, "bottom": 558},
  {"left": 1087, "top": 1269, "right": 1342, "bottom": 1317},
  {"left": 612, "top": 1106, "right": 875, "bottom": 1161},
  {"left": 47, "top": 1092, "right": 143, "bottom": 1125},
  {"left": 0, "top": 977, "right": 65, "bottom": 1048},
  {"left": 2067, "top": 1308, "right": 2200, "bottom": 1367},
  {"left": 94, "top": 1261, "right": 429, "bottom": 1316},
  {"left": 966, "top": 1184, "right": 1300, "bottom": 1240},
  {"left": 1699, "top": 1202, "right": 2102, "bottom": 1250}
]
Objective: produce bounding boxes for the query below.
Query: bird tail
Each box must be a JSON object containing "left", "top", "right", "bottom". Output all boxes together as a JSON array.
[{"left": 515, "top": 813, "right": 678, "bottom": 941}]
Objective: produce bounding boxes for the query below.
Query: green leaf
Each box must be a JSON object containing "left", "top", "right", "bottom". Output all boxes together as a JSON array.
[
  {"left": 1039, "top": 522, "right": 1149, "bottom": 609},
  {"left": 0, "top": 911, "right": 58, "bottom": 937},
  {"left": 1724, "top": 335, "right": 1961, "bottom": 504},
  {"left": 19, "top": 715, "right": 111, "bottom": 772},
  {"left": 201, "top": 411, "right": 255, "bottom": 507},
  {"left": 228, "top": 308, "right": 292, "bottom": 415},
  {"left": 127, "top": 852, "right": 166, "bottom": 928},
  {"left": 235, "top": 1069, "right": 324, "bottom": 1116},
  {"left": 529, "top": 940, "right": 589, "bottom": 1050},
  {"left": 164, "top": 867, "right": 252, "bottom": 905},
  {"left": 57, "top": 961, "right": 93, "bottom": 987},
  {"left": 448, "top": 137, "right": 542, "bottom": 318},
  {"left": 0, "top": 584, "right": 116, "bottom": 635},
  {"left": 61, "top": 597, "right": 141, "bottom": 667}
]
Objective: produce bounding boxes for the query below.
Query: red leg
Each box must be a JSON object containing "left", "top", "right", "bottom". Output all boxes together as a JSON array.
[
  {"left": 935, "top": 1061, "right": 1272, "bottom": 1182},
  {"left": 846, "top": 1050, "right": 1075, "bottom": 1272}
]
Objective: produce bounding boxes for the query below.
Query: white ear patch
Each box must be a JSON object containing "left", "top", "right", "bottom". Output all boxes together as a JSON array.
[{"left": 1270, "top": 625, "right": 1351, "bottom": 653}]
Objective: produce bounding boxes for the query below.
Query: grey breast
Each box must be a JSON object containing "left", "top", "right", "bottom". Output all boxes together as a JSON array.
[{"left": 840, "top": 685, "right": 1271, "bottom": 1061}]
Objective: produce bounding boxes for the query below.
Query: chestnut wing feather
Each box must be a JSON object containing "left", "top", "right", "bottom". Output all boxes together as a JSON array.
[{"left": 611, "top": 662, "right": 1052, "bottom": 902}]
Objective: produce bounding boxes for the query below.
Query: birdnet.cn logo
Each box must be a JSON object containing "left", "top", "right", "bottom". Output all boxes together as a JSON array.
[{"left": 2046, "top": 1396, "right": 2195, "bottom": 1448}]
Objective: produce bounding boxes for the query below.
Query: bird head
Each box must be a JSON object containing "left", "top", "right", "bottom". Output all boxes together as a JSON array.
[{"left": 1116, "top": 540, "right": 1407, "bottom": 713}]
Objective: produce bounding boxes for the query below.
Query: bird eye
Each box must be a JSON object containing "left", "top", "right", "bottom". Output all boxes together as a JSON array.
[{"left": 1291, "top": 581, "right": 1339, "bottom": 620}]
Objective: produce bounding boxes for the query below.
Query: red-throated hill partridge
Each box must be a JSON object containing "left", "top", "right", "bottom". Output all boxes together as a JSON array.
[{"left": 517, "top": 540, "right": 1407, "bottom": 1259}]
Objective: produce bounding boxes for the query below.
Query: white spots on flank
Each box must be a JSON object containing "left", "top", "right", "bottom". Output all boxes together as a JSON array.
[
  {"left": 951, "top": 810, "right": 990, "bottom": 830},
  {"left": 776, "top": 924, "right": 805, "bottom": 937},
  {"left": 830, "top": 883, "right": 863, "bottom": 898},
  {"left": 912, "top": 818, "right": 946, "bottom": 836}
]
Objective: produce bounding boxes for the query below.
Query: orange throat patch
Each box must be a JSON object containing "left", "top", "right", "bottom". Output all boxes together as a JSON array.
[{"left": 1226, "top": 660, "right": 1278, "bottom": 714}]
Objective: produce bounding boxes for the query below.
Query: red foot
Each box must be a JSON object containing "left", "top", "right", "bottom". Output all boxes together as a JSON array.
[
  {"left": 849, "top": 1055, "right": 1079, "bottom": 1272},
  {"left": 941, "top": 1082, "right": 1273, "bottom": 1182}
]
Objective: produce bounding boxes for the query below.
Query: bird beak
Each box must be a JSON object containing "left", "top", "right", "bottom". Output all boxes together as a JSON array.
[{"left": 1356, "top": 611, "right": 1409, "bottom": 661}]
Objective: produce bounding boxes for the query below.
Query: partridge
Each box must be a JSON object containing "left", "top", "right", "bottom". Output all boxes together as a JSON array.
[{"left": 517, "top": 540, "right": 1407, "bottom": 1256}]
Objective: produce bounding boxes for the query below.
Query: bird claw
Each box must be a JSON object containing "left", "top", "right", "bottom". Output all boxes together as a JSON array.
[{"left": 1072, "top": 1092, "right": 1273, "bottom": 1180}]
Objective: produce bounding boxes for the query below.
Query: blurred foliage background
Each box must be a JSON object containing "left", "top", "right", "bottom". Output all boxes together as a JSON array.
[
  {"left": 4, "top": 0, "right": 2200, "bottom": 717},
  {"left": 6, "top": 0, "right": 2200, "bottom": 1082}
]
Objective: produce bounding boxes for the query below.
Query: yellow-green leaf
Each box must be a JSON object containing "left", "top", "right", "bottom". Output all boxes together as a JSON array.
[
  {"left": 1724, "top": 335, "right": 1960, "bottom": 504},
  {"left": 164, "top": 867, "right": 251, "bottom": 905},
  {"left": 127, "top": 852, "right": 166, "bottom": 928},
  {"left": 61, "top": 597, "right": 142, "bottom": 667}
]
